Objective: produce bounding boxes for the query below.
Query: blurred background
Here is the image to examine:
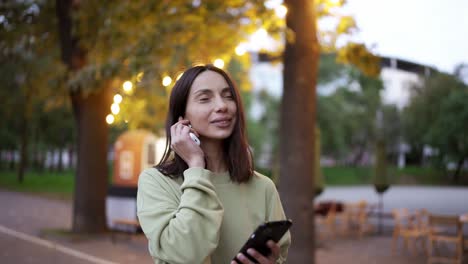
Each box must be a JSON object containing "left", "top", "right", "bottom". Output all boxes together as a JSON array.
[{"left": 0, "top": 0, "right": 467, "bottom": 263}]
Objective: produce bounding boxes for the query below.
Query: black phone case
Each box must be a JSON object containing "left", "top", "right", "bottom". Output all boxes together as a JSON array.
[{"left": 232, "top": 220, "right": 292, "bottom": 263}]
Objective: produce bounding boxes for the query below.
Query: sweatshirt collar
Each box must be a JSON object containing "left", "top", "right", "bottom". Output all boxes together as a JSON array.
[{"left": 210, "top": 171, "right": 232, "bottom": 184}]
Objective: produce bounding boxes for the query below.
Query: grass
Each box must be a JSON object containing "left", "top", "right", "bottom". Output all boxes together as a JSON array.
[
  {"left": 0, "top": 166, "right": 465, "bottom": 199},
  {"left": 0, "top": 170, "right": 75, "bottom": 200},
  {"left": 323, "top": 166, "right": 373, "bottom": 185}
]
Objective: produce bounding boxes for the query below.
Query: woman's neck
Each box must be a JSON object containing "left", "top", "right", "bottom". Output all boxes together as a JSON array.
[{"left": 201, "top": 139, "right": 227, "bottom": 173}]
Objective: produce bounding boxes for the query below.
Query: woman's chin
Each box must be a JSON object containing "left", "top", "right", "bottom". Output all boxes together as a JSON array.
[{"left": 202, "top": 131, "right": 233, "bottom": 141}]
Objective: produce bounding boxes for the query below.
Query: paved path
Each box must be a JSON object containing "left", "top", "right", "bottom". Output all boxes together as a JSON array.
[
  {"left": 0, "top": 232, "right": 89, "bottom": 264},
  {"left": 0, "top": 190, "right": 152, "bottom": 264},
  {"left": 316, "top": 185, "right": 468, "bottom": 215},
  {"left": 316, "top": 236, "right": 428, "bottom": 264},
  {"left": 1, "top": 187, "right": 467, "bottom": 263}
]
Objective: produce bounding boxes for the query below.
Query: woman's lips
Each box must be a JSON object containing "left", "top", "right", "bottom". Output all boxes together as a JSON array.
[{"left": 211, "top": 119, "right": 232, "bottom": 128}]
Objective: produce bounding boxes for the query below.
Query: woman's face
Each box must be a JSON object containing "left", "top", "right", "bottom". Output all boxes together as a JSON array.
[{"left": 184, "top": 70, "right": 237, "bottom": 141}]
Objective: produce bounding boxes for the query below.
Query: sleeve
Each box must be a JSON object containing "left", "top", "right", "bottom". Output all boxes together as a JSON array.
[
  {"left": 266, "top": 180, "right": 291, "bottom": 264},
  {"left": 137, "top": 168, "right": 224, "bottom": 264}
]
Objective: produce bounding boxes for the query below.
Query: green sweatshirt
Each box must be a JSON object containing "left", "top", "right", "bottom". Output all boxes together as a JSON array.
[{"left": 137, "top": 167, "right": 291, "bottom": 264}]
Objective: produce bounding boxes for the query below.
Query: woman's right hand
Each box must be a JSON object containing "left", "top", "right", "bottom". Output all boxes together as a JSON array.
[{"left": 170, "top": 117, "right": 205, "bottom": 168}]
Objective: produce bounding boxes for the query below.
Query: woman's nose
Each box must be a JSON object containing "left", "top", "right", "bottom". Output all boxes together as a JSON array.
[{"left": 214, "top": 97, "right": 228, "bottom": 112}]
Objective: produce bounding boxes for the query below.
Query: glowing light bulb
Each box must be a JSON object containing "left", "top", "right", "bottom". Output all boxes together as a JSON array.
[
  {"left": 113, "top": 94, "right": 122, "bottom": 104},
  {"left": 122, "top": 81, "right": 133, "bottom": 93},
  {"left": 111, "top": 103, "right": 120, "bottom": 115},
  {"left": 162, "top": 76, "right": 172, "bottom": 87},
  {"left": 235, "top": 45, "right": 246, "bottom": 56},
  {"left": 106, "top": 114, "right": 115, "bottom": 124},
  {"left": 275, "top": 5, "right": 287, "bottom": 18},
  {"left": 214, "top": 58, "right": 224, "bottom": 69}
]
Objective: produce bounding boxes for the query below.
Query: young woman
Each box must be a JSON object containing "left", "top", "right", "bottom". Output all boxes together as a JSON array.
[{"left": 137, "top": 64, "right": 291, "bottom": 264}]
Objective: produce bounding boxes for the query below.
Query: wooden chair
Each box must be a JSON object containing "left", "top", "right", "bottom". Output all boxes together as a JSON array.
[
  {"left": 315, "top": 201, "right": 338, "bottom": 240},
  {"left": 392, "top": 208, "right": 428, "bottom": 255},
  {"left": 460, "top": 213, "right": 468, "bottom": 252},
  {"left": 427, "top": 214, "right": 463, "bottom": 264},
  {"left": 342, "top": 200, "right": 374, "bottom": 238}
]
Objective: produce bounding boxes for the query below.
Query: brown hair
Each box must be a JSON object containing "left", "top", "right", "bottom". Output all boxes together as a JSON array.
[{"left": 156, "top": 64, "right": 254, "bottom": 183}]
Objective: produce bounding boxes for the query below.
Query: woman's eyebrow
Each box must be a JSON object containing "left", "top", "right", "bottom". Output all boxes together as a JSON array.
[
  {"left": 193, "top": 89, "right": 213, "bottom": 96},
  {"left": 193, "top": 87, "right": 231, "bottom": 95}
]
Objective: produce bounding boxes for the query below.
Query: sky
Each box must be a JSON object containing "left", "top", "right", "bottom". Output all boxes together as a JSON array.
[{"left": 344, "top": 0, "right": 468, "bottom": 73}]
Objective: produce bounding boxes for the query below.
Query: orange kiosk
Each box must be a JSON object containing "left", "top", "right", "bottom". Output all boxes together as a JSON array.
[{"left": 106, "top": 129, "right": 165, "bottom": 231}]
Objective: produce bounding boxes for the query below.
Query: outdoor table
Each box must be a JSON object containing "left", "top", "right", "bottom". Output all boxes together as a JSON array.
[{"left": 460, "top": 213, "right": 468, "bottom": 224}]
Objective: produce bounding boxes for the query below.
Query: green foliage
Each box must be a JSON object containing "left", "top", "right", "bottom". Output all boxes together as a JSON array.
[
  {"left": 64, "top": 1, "right": 279, "bottom": 131},
  {"left": 403, "top": 72, "right": 468, "bottom": 175},
  {"left": 427, "top": 89, "right": 468, "bottom": 159},
  {"left": 0, "top": 1, "right": 279, "bottom": 158},
  {"left": 0, "top": 1, "right": 69, "bottom": 174},
  {"left": 380, "top": 104, "right": 402, "bottom": 154},
  {"left": 373, "top": 139, "right": 389, "bottom": 188},
  {"left": 317, "top": 59, "right": 384, "bottom": 160},
  {"left": 247, "top": 89, "right": 280, "bottom": 170},
  {"left": 245, "top": 53, "right": 386, "bottom": 164}
]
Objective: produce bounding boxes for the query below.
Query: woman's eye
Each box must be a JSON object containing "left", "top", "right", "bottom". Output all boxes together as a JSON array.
[{"left": 199, "top": 97, "right": 209, "bottom": 102}]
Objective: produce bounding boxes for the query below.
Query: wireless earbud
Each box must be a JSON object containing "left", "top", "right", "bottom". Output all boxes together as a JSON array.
[{"left": 188, "top": 124, "right": 201, "bottom": 145}]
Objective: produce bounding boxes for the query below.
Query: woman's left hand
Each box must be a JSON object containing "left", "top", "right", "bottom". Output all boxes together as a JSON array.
[{"left": 231, "top": 240, "right": 280, "bottom": 264}]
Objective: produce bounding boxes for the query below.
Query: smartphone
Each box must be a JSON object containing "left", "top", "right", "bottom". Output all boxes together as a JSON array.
[
  {"left": 189, "top": 132, "right": 200, "bottom": 145},
  {"left": 232, "top": 220, "right": 292, "bottom": 263}
]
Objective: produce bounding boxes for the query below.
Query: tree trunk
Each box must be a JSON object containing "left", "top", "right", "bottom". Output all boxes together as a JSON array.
[
  {"left": 57, "top": 148, "right": 64, "bottom": 172},
  {"left": 32, "top": 127, "right": 39, "bottom": 170},
  {"left": 9, "top": 150, "right": 16, "bottom": 170},
  {"left": 18, "top": 109, "right": 29, "bottom": 183},
  {"left": 453, "top": 157, "right": 465, "bottom": 183},
  {"left": 68, "top": 146, "right": 75, "bottom": 170},
  {"left": 71, "top": 84, "right": 111, "bottom": 233},
  {"left": 352, "top": 143, "right": 366, "bottom": 166},
  {"left": 279, "top": 0, "right": 319, "bottom": 263},
  {"left": 0, "top": 150, "right": 4, "bottom": 170},
  {"left": 38, "top": 149, "right": 45, "bottom": 172},
  {"left": 56, "top": 0, "right": 109, "bottom": 233}
]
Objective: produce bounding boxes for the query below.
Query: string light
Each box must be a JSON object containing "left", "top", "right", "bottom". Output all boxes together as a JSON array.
[
  {"left": 235, "top": 45, "right": 246, "bottom": 56},
  {"left": 111, "top": 103, "right": 120, "bottom": 115},
  {"left": 106, "top": 114, "right": 115, "bottom": 124},
  {"left": 214, "top": 58, "right": 225, "bottom": 69},
  {"left": 113, "top": 94, "right": 122, "bottom": 104},
  {"left": 122, "top": 81, "right": 133, "bottom": 93},
  {"left": 162, "top": 76, "right": 172, "bottom": 87}
]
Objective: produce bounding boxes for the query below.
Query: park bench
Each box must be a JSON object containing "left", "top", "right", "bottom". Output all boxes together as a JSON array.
[{"left": 111, "top": 218, "right": 141, "bottom": 243}]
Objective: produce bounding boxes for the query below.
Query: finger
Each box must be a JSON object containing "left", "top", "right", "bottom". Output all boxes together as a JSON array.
[
  {"left": 267, "top": 240, "right": 280, "bottom": 260},
  {"left": 177, "top": 116, "right": 190, "bottom": 125},
  {"left": 236, "top": 253, "right": 255, "bottom": 264},
  {"left": 187, "top": 126, "right": 200, "bottom": 137},
  {"left": 174, "top": 123, "right": 183, "bottom": 139},
  {"left": 181, "top": 124, "right": 191, "bottom": 134},
  {"left": 246, "top": 249, "right": 270, "bottom": 264}
]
